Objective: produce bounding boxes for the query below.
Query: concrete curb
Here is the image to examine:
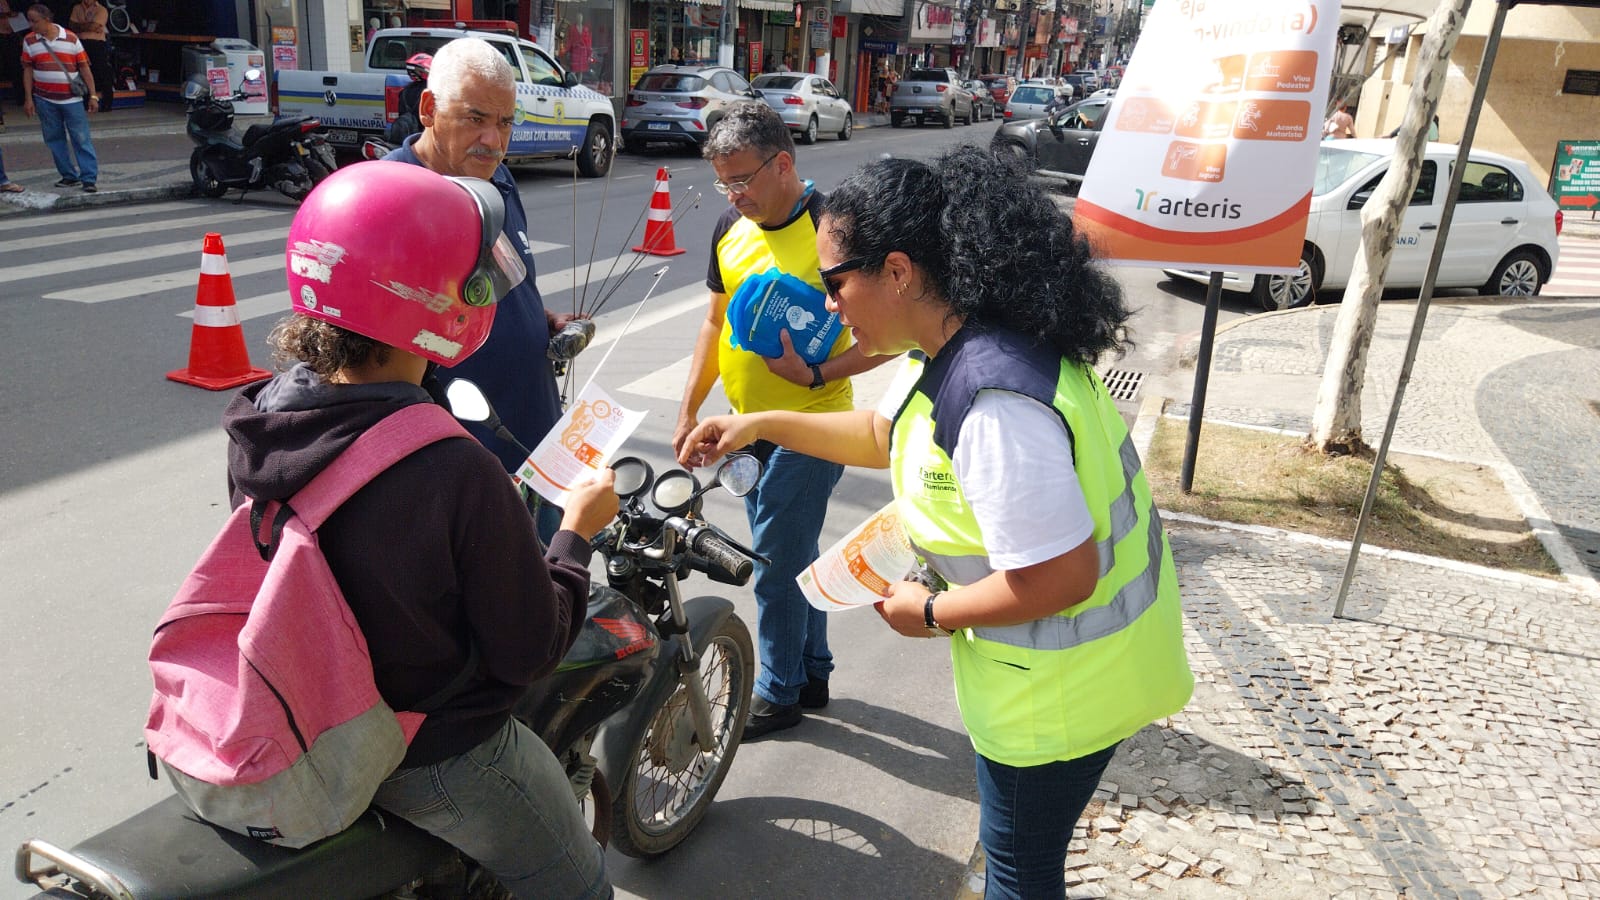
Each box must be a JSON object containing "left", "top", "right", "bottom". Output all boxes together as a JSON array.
[{"left": 0, "top": 178, "right": 196, "bottom": 217}]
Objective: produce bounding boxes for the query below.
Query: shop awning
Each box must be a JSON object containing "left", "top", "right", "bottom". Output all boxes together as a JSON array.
[
  {"left": 844, "top": 0, "right": 906, "bottom": 15},
  {"left": 740, "top": 0, "right": 794, "bottom": 11},
  {"left": 404, "top": 0, "right": 451, "bottom": 9}
]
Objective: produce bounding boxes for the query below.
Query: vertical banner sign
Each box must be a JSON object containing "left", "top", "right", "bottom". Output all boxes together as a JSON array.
[
  {"left": 1074, "top": 0, "right": 1338, "bottom": 272},
  {"left": 749, "top": 40, "right": 763, "bottom": 77},
  {"left": 629, "top": 29, "right": 649, "bottom": 91},
  {"left": 1551, "top": 140, "right": 1600, "bottom": 213}
]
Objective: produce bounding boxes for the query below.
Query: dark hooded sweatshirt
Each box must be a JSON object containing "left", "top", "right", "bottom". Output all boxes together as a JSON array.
[{"left": 223, "top": 364, "right": 592, "bottom": 767}]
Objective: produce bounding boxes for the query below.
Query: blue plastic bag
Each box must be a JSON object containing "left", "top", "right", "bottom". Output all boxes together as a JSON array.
[{"left": 726, "top": 268, "right": 843, "bottom": 366}]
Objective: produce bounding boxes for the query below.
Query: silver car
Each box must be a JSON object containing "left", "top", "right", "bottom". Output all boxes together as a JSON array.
[
  {"left": 750, "top": 73, "right": 854, "bottom": 144},
  {"left": 1003, "top": 83, "right": 1057, "bottom": 121},
  {"left": 622, "top": 65, "right": 757, "bottom": 152}
]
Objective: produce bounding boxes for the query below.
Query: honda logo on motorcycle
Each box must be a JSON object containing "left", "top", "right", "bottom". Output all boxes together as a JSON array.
[{"left": 323, "top": 90, "right": 337, "bottom": 107}]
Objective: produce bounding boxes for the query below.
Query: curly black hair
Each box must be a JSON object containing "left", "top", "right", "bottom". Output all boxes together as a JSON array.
[
  {"left": 267, "top": 314, "right": 391, "bottom": 378},
  {"left": 820, "top": 144, "right": 1130, "bottom": 365}
]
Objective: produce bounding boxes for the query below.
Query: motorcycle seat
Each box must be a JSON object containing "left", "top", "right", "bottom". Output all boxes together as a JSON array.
[
  {"left": 242, "top": 122, "right": 273, "bottom": 145},
  {"left": 41, "top": 794, "right": 454, "bottom": 899}
]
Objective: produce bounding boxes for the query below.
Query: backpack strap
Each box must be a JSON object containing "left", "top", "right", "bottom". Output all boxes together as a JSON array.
[{"left": 289, "top": 403, "right": 470, "bottom": 532}]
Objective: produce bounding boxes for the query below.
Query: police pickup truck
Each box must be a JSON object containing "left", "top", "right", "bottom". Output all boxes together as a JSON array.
[{"left": 276, "top": 22, "right": 616, "bottom": 176}]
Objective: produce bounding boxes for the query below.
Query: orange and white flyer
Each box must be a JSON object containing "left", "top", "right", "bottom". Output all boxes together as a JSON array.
[
  {"left": 516, "top": 383, "right": 644, "bottom": 507},
  {"left": 1075, "top": 0, "right": 1338, "bottom": 272},
  {"left": 799, "top": 502, "right": 916, "bottom": 612}
]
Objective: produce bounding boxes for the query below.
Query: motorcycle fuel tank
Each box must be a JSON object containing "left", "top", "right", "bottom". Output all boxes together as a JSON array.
[{"left": 521, "top": 585, "right": 659, "bottom": 754}]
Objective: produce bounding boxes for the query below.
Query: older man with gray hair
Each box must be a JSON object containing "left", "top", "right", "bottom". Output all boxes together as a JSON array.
[{"left": 383, "top": 37, "right": 611, "bottom": 900}]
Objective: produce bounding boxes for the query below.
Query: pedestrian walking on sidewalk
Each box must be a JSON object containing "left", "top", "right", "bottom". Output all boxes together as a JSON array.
[
  {"left": 68, "top": 0, "right": 112, "bottom": 110},
  {"left": 678, "top": 145, "right": 1194, "bottom": 898},
  {"left": 0, "top": 145, "right": 24, "bottom": 192},
  {"left": 20, "top": 4, "right": 100, "bottom": 192}
]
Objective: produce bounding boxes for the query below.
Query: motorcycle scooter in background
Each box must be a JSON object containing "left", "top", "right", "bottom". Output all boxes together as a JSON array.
[
  {"left": 15, "top": 380, "right": 762, "bottom": 899},
  {"left": 184, "top": 68, "right": 337, "bottom": 202}
]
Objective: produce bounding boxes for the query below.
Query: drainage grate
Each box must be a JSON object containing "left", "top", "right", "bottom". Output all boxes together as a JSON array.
[{"left": 1101, "top": 368, "right": 1145, "bottom": 402}]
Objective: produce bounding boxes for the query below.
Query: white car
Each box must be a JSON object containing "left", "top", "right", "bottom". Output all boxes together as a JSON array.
[
  {"left": 750, "top": 73, "right": 854, "bottom": 144},
  {"left": 1165, "top": 139, "right": 1563, "bottom": 311}
]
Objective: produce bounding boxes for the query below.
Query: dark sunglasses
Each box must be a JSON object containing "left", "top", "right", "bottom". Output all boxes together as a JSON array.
[{"left": 819, "top": 256, "right": 873, "bottom": 299}]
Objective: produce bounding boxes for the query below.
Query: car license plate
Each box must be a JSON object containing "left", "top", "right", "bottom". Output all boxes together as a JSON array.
[
  {"left": 647, "top": 122, "right": 672, "bottom": 131},
  {"left": 906, "top": 108, "right": 922, "bottom": 114},
  {"left": 324, "top": 129, "right": 357, "bottom": 145}
]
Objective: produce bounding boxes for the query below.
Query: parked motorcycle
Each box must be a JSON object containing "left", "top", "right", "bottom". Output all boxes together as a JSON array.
[
  {"left": 184, "top": 68, "right": 337, "bottom": 202},
  {"left": 14, "top": 380, "right": 761, "bottom": 899}
]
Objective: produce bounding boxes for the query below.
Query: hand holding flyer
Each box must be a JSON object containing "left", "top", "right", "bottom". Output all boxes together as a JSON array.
[
  {"left": 798, "top": 502, "right": 916, "bottom": 611},
  {"left": 516, "top": 382, "right": 643, "bottom": 507}
]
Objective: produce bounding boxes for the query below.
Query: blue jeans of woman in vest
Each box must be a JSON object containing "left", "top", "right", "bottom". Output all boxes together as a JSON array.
[
  {"left": 373, "top": 718, "right": 612, "bottom": 899},
  {"left": 975, "top": 741, "right": 1120, "bottom": 899}
]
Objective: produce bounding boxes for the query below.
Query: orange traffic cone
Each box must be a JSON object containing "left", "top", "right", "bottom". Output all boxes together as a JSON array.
[
  {"left": 632, "top": 166, "right": 687, "bottom": 257},
  {"left": 167, "top": 233, "right": 272, "bottom": 391}
]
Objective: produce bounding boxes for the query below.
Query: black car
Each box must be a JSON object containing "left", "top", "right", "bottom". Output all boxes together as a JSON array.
[
  {"left": 962, "top": 79, "right": 998, "bottom": 121},
  {"left": 989, "top": 96, "right": 1113, "bottom": 188}
]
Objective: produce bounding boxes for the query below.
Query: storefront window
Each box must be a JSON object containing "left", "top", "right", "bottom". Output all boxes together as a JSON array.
[{"left": 556, "top": 0, "right": 615, "bottom": 92}]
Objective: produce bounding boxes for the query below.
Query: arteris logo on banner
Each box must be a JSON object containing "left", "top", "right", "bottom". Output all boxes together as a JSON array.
[
  {"left": 1133, "top": 188, "right": 1243, "bottom": 221},
  {"left": 1175, "top": 0, "right": 1321, "bottom": 41}
]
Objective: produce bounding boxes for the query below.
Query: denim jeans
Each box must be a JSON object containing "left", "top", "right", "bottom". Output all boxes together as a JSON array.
[
  {"left": 744, "top": 446, "right": 843, "bottom": 706},
  {"left": 373, "top": 718, "right": 612, "bottom": 900},
  {"left": 35, "top": 98, "right": 97, "bottom": 185},
  {"left": 975, "top": 743, "right": 1121, "bottom": 899}
]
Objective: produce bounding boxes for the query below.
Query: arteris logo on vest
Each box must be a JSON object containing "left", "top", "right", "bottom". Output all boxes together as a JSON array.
[
  {"left": 1132, "top": 188, "right": 1243, "bottom": 222},
  {"left": 918, "top": 466, "right": 961, "bottom": 501}
]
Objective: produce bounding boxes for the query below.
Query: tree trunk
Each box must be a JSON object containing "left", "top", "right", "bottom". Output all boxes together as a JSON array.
[{"left": 1307, "top": 0, "right": 1471, "bottom": 455}]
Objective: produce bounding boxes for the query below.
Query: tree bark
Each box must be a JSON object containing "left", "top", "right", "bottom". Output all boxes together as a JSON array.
[{"left": 1307, "top": 0, "right": 1470, "bottom": 455}]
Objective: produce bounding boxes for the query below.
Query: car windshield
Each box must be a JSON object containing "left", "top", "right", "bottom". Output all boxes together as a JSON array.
[
  {"left": 1315, "top": 146, "right": 1385, "bottom": 196},
  {"left": 636, "top": 73, "right": 705, "bottom": 92},
  {"left": 1011, "top": 86, "right": 1051, "bottom": 104},
  {"left": 752, "top": 75, "right": 803, "bottom": 90},
  {"left": 370, "top": 36, "right": 460, "bottom": 70},
  {"left": 908, "top": 69, "right": 947, "bottom": 82}
]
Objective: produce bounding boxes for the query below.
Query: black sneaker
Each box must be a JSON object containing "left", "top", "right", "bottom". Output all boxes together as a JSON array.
[
  {"left": 55, "top": 177, "right": 80, "bottom": 187},
  {"left": 742, "top": 696, "right": 801, "bottom": 741},
  {"left": 799, "top": 677, "right": 829, "bottom": 709},
  {"left": 81, "top": 183, "right": 97, "bottom": 193}
]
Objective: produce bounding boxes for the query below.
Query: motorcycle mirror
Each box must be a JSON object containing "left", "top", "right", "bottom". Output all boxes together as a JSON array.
[
  {"left": 651, "top": 469, "right": 701, "bottom": 515},
  {"left": 243, "top": 68, "right": 263, "bottom": 83},
  {"left": 444, "top": 378, "right": 493, "bottom": 423},
  {"left": 610, "top": 456, "right": 653, "bottom": 499},
  {"left": 711, "top": 453, "right": 762, "bottom": 498}
]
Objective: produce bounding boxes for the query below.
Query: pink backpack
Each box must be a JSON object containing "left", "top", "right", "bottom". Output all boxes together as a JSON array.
[{"left": 145, "top": 403, "right": 472, "bottom": 848}]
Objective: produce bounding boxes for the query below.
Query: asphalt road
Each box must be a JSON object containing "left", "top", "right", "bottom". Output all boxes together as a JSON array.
[{"left": 0, "top": 123, "right": 1250, "bottom": 899}]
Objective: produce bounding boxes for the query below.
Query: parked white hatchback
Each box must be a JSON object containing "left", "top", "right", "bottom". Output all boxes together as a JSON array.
[{"left": 1165, "top": 139, "right": 1563, "bottom": 311}]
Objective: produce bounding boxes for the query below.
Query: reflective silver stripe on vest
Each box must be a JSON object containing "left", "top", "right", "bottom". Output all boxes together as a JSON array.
[{"left": 967, "top": 433, "right": 1163, "bottom": 652}]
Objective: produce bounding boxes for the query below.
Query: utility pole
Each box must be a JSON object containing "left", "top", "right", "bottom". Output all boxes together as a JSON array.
[
  {"left": 960, "top": 0, "right": 991, "bottom": 77},
  {"left": 1014, "top": 0, "right": 1034, "bottom": 78}
]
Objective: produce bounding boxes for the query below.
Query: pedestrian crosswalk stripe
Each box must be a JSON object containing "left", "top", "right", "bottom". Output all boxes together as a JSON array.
[
  {"left": 0, "top": 227, "right": 289, "bottom": 286},
  {"left": 0, "top": 210, "right": 283, "bottom": 255},
  {"left": 0, "top": 201, "right": 212, "bottom": 235},
  {"left": 180, "top": 291, "right": 289, "bottom": 323},
  {"left": 535, "top": 254, "right": 631, "bottom": 298},
  {"left": 45, "top": 253, "right": 286, "bottom": 304}
]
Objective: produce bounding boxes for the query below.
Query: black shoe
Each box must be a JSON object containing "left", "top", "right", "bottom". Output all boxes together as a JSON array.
[
  {"left": 81, "top": 183, "right": 97, "bottom": 193},
  {"left": 742, "top": 697, "right": 801, "bottom": 741},
  {"left": 55, "top": 177, "right": 80, "bottom": 187},
  {"left": 799, "top": 677, "right": 829, "bottom": 709}
]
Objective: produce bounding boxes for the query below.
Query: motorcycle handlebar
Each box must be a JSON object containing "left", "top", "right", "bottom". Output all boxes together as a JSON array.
[{"left": 681, "top": 523, "right": 755, "bottom": 586}]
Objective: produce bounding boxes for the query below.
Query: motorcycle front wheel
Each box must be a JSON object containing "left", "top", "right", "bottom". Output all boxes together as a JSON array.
[
  {"left": 189, "top": 148, "right": 227, "bottom": 198},
  {"left": 608, "top": 613, "right": 753, "bottom": 858}
]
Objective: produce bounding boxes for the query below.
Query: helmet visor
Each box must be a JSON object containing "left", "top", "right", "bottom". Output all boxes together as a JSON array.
[{"left": 448, "top": 176, "right": 528, "bottom": 307}]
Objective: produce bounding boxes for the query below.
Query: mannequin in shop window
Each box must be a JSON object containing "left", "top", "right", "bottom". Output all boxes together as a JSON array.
[{"left": 562, "top": 13, "right": 591, "bottom": 81}]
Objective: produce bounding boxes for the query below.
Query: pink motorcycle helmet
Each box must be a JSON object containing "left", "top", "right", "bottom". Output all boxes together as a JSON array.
[{"left": 284, "top": 161, "right": 526, "bottom": 366}]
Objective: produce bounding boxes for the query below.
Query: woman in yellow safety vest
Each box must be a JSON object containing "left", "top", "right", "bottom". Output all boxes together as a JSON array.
[{"left": 678, "top": 144, "right": 1193, "bottom": 899}]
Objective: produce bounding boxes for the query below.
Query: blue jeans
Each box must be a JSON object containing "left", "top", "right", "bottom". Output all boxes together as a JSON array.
[
  {"left": 744, "top": 446, "right": 843, "bottom": 706},
  {"left": 373, "top": 718, "right": 612, "bottom": 900},
  {"left": 35, "top": 99, "right": 98, "bottom": 185},
  {"left": 0, "top": 145, "right": 10, "bottom": 184},
  {"left": 975, "top": 743, "right": 1120, "bottom": 900}
]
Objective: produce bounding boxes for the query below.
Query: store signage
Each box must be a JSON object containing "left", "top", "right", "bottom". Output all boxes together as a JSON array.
[
  {"left": 909, "top": 0, "right": 954, "bottom": 43},
  {"left": 833, "top": 15, "right": 847, "bottom": 38},
  {"left": 1552, "top": 140, "right": 1600, "bottom": 210},
  {"left": 1075, "top": 0, "right": 1338, "bottom": 273},
  {"left": 812, "top": 5, "right": 829, "bottom": 24},
  {"left": 629, "top": 29, "right": 648, "bottom": 88}
]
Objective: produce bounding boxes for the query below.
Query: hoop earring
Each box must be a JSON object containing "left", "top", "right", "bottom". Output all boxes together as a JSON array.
[{"left": 896, "top": 282, "right": 908, "bottom": 296}]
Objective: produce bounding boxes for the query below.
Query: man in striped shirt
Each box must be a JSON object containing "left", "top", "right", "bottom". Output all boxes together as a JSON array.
[{"left": 21, "top": 3, "right": 99, "bottom": 192}]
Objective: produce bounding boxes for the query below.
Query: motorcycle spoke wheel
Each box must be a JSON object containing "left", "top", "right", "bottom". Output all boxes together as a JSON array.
[{"left": 609, "top": 614, "right": 753, "bottom": 858}]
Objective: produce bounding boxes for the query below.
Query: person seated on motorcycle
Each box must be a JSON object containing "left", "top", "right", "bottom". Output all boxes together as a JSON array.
[
  {"left": 1044, "top": 83, "right": 1074, "bottom": 124},
  {"left": 385, "top": 51, "right": 431, "bottom": 144},
  {"left": 228, "top": 161, "right": 617, "bottom": 900}
]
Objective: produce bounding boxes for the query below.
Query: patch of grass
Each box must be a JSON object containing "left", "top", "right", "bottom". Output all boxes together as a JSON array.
[{"left": 1146, "top": 418, "right": 1560, "bottom": 577}]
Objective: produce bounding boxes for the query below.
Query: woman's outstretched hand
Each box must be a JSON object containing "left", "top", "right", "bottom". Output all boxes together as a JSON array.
[{"left": 677, "top": 415, "right": 759, "bottom": 470}]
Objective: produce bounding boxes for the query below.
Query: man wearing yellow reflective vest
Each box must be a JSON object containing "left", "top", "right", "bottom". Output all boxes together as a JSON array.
[
  {"left": 672, "top": 103, "right": 888, "bottom": 741},
  {"left": 678, "top": 146, "right": 1193, "bottom": 898}
]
